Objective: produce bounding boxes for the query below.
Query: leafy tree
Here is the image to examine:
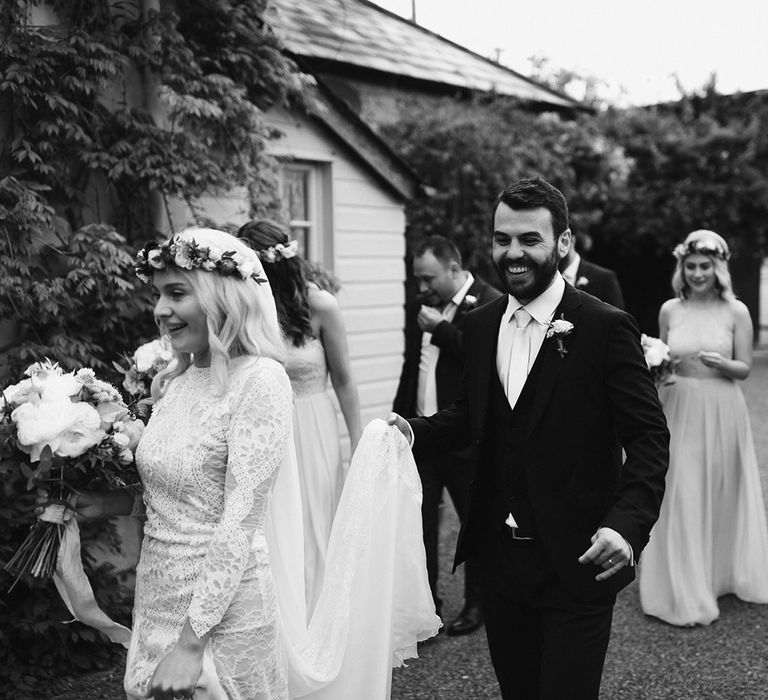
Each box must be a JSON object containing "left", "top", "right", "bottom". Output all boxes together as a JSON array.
[
  {"left": 381, "top": 97, "right": 631, "bottom": 284},
  {"left": 596, "top": 92, "right": 768, "bottom": 331},
  {"left": 382, "top": 89, "right": 768, "bottom": 335}
]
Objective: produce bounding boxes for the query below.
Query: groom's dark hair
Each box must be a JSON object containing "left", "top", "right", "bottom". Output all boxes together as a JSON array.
[{"left": 492, "top": 177, "right": 569, "bottom": 236}]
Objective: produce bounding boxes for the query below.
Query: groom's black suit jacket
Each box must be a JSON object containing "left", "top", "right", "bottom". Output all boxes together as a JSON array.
[{"left": 409, "top": 283, "right": 669, "bottom": 601}]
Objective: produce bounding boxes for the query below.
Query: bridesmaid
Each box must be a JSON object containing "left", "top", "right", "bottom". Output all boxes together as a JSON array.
[
  {"left": 238, "top": 219, "right": 362, "bottom": 617},
  {"left": 639, "top": 229, "right": 768, "bottom": 626}
]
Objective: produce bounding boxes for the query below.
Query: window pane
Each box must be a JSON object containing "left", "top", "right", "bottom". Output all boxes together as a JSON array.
[{"left": 284, "top": 169, "right": 309, "bottom": 222}]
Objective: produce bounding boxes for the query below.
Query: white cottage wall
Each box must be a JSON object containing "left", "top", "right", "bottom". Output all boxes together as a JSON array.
[
  {"left": 266, "top": 107, "right": 407, "bottom": 458},
  {"left": 157, "top": 108, "right": 409, "bottom": 460}
]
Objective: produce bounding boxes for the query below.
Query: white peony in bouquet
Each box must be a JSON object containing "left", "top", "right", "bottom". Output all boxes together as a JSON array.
[
  {"left": 113, "top": 337, "right": 173, "bottom": 411},
  {"left": 641, "top": 334, "right": 676, "bottom": 386},
  {"left": 1, "top": 360, "right": 144, "bottom": 586}
]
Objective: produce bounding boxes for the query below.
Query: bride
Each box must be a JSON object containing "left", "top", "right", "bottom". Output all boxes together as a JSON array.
[{"left": 53, "top": 228, "right": 439, "bottom": 699}]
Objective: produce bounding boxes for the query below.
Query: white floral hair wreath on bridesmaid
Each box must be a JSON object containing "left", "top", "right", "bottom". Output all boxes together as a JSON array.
[
  {"left": 672, "top": 238, "right": 730, "bottom": 262},
  {"left": 255, "top": 239, "right": 299, "bottom": 263}
]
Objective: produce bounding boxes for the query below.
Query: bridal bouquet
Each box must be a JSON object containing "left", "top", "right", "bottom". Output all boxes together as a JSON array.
[
  {"left": 114, "top": 337, "right": 173, "bottom": 403},
  {"left": 641, "top": 334, "right": 676, "bottom": 386},
  {"left": 1, "top": 360, "right": 144, "bottom": 586}
]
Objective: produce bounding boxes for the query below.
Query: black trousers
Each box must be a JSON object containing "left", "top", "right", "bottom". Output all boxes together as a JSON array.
[
  {"left": 417, "top": 452, "right": 480, "bottom": 613},
  {"left": 476, "top": 529, "right": 615, "bottom": 700}
]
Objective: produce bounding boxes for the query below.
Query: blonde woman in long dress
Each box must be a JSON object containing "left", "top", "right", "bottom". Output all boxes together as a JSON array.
[
  {"left": 40, "top": 229, "right": 437, "bottom": 699},
  {"left": 639, "top": 229, "right": 768, "bottom": 626}
]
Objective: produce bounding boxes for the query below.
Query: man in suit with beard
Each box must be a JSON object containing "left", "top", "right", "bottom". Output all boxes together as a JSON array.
[
  {"left": 389, "top": 179, "right": 668, "bottom": 699},
  {"left": 559, "top": 232, "right": 625, "bottom": 309},
  {"left": 393, "top": 235, "right": 502, "bottom": 636}
]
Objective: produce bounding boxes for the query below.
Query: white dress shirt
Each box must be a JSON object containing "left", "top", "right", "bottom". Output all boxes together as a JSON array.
[
  {"left": 496, "top": 273, "right": 566, "bottom": 395},
  {"left": 417, "top": 272, "right": 475, "bottom": 416}
]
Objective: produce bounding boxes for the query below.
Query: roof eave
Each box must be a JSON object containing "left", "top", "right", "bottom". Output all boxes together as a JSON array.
[
  {"left": 301, "top": 79, "right": 423, "bottom": 201},
  {"left": 289, "top": 54, "right": 592, "bottom": 115}
]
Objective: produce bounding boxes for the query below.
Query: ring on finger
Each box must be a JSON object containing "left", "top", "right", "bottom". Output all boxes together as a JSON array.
[{"left": 606, "top": 557, "right": 615, "bottom": 566}]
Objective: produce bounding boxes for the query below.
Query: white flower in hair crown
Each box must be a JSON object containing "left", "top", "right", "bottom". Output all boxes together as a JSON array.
[
  {"left": 256, "top": 239, "right": 299, "bottom": 263},
  {"left": 545, "top": 315, "right": 574, "bottom": 358},
  {"left": 134, "top": 236, "right": 267, "bottom": 284},
  {"left": 672, "top": 240, "right": 730, "bottom": 261}
]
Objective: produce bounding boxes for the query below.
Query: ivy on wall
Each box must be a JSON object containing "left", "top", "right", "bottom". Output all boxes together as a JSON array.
[
  {"left": 0, "top": 0, "right": 303, "bottom": 381},
  {"left": 0, "top": 1, "right": 303, "bottom": 691}
]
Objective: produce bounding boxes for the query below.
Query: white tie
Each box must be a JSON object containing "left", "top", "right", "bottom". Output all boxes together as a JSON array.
[{"left": 505, "top": 308, "right": 533, "bottom": 408}]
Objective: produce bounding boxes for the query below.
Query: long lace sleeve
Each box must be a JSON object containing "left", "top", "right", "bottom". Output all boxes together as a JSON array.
[{"left": 187, "top": 362, "right": 292, "bottom": 638}]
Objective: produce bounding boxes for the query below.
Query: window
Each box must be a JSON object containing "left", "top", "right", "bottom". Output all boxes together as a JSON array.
[{"left": 278, "top": 162, "right": 332, "bottom": 267}]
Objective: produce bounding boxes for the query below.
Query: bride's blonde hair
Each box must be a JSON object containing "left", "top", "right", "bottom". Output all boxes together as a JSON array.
[
  {"left": 671, "top": 229, "right": 735, "bottom": 301},
  {"left": 146, "top": 228, "right": 286, "bottom": 399}
]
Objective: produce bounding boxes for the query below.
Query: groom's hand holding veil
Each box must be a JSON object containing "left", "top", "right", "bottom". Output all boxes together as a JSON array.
[{"left": 386, "top": 412, "right": 414, "bottom": 446}]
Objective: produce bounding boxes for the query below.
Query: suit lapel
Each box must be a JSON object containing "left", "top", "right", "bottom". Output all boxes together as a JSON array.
[{"left": 525, "top": 284, "right": 582, "bottom": 439}]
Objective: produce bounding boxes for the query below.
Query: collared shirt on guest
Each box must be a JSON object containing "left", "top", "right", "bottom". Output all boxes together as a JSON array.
[
  {"left": 496, "top": 272, "right": 566, "bottom": 391},
  {"left": 417, "top": 272, "right": 475, "bottom": 417}
]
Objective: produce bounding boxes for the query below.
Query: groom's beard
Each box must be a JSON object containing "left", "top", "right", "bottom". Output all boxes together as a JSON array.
[{"left": 494, "top": 245, "right": 560, "bottom": 301}]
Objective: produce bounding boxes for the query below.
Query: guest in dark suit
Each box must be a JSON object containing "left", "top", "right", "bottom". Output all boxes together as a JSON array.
[
  {"left": 389, "top": 179, "right": 668, "bottom": 699},
  {"left": 560, "top": 232, "right": 625, "bottom": 309},
  {"left": 393, "top": 235, "right": 502, "bottom": 636}
]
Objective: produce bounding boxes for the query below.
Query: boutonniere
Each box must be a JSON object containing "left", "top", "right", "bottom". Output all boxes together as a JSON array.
[
  {"left": 575, "top": 276, "right": 589, "bottom": 289},
  {"left": 545, "top": 315, "right": 574, "bottom": 358},
  {"left": 460, "top": 294, "right": 478, "bottom": 310}
]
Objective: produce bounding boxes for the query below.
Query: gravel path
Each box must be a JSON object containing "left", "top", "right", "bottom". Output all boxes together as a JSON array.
[{"left": 47, "top": 352, "right": 768, "bottom": 700}]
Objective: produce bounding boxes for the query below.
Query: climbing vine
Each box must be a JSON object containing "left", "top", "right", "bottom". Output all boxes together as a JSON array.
[{"left": 0, "top": 1, "right": 303, "bottom": 691}]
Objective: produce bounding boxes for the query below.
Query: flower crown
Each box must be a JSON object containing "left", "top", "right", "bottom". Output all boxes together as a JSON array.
[
  {"left": 673, "top": 240, "right": 730, "bottom": 262},
  {"left": 255, "top": 239, "right": 299, "bottom": 263},
  {"left": 134, "top": 236, "right": 266, "bottom": 284}
]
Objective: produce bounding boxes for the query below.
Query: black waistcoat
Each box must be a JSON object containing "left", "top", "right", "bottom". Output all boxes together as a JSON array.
[{"left": 475, "top": 356, "right": 545, "bottom": 535}]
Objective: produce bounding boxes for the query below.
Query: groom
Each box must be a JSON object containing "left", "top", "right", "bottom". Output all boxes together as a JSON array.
[{"left": 389, "top": 177, "right": 669, "bottom": 699}]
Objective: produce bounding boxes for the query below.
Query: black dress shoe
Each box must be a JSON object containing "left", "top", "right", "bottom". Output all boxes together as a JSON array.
[{"left": 446, "top": 605, "right": 483, "bottom": 636}]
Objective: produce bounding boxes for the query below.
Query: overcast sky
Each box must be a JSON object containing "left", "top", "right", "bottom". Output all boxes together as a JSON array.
[{"left": 372, "top": 0, "right": 768, "bottom": 106}]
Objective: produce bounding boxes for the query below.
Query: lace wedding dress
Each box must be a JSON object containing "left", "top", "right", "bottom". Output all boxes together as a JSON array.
[
  {"left": 126, "top": 357, "right": 291, "bottom": 699},
  {"left": 126, "top": 357, "right": 439, "bottom": 699}
]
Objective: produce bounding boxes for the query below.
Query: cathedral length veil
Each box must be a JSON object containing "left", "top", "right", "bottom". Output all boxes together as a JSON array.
[
  {"left": 259, "top": 256, "right": 441, "bottom": 698},
  {"left": 267, "top": 418, "right": 441, "bottom": 699}
]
